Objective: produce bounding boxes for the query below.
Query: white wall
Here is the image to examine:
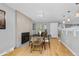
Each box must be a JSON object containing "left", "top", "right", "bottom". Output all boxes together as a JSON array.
[
  {"left": 0, "top": 4, "right": 16, "bottom": 55},
  {"left": 50, "top": 23, "right": 58, "bottom": 37},
  {"left": 16, "top": 11, "right": 32, "bottom": 47}
]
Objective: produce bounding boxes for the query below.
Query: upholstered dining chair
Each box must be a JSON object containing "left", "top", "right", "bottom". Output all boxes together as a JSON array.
[
  {"left": 42, "top": 30, "right": 51, "bottom": 50},
  {"left": 43, "top": 35, "right": 50, "bottom": 50}
]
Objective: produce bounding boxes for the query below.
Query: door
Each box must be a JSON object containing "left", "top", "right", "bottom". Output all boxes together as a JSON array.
[{"left": 50, "top": 23, "right": 58, "bottom": 37}]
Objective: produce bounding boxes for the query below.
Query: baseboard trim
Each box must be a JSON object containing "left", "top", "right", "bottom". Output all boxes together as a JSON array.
[
  {"left": 0, "top": 47, "right": 14, "bottom": 56},
  {"left": 59, "top": 40, "right": 77, "bottom": 56},
  {"left": 51, "top": 37, "right": 58, "bottom": 39}
]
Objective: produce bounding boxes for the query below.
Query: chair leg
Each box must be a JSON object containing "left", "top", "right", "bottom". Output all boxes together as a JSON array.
[
  {"left": 30, "top": 44, "right": 33, "bottom": 53},
  {"left": 49, "top": 42, "right": 50, "bottom": 48},
  {"left": 44, "top": 43, "right": 46, "bottom": 50},
  {"left": 40, "top": 46, "right": 42, "bottom": 54},
  {"left": 40, "top": 44, "right": 43, "bottom": 54},
  {"left": 29, "top": 42, "right": 30, "bottom": 46}
]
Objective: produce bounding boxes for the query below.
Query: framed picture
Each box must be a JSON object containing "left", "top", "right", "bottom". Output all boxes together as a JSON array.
[{"left": 0, "top": 10, "right": 6, "bottom": 29}]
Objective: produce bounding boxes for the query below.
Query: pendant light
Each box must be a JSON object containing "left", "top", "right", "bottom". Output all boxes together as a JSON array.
[{"left": 75, "top": 3, "right": 79, "bottom": 17}]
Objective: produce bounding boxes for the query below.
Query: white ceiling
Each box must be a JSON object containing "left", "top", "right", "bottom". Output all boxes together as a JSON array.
[{"left": 6, "top": 3, "right": 79, "bottom": 23}]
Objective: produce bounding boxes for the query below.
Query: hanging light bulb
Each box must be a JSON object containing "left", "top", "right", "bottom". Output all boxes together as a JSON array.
[
  {"left": 63, "top": 21, "right": 65, "bottom": 24},
  {"left": 67, "top": 18, "right": 70, "bottom": 22},
  {"left": 76, "top": 3, "right": 79, "bottom": 5},
  {"left": 76, "top": 12, "right": 79, "bottom": 17},
  {"left": 75, "top": 3, "right": 79, "bottom": 17},
  {"left": 66, "top": 10, "right": 71, "bottom": 22}
]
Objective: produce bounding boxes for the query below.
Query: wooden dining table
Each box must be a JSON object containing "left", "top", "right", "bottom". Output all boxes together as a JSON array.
[
  {"left": 30, "top": 36, "right": 44, "bottom": 53},
  {"left": 29, "top": 34, "right": 51, "bottom": 53}
]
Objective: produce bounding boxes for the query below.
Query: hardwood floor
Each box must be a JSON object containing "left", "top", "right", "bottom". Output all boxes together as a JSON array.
[{"left": 4, "top": 38, "right": 74, "bottom": 56}]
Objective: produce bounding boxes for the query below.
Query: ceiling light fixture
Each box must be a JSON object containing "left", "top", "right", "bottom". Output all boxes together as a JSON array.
[
  {"left": 38, "top": 14, "right": 43, "bottom": 17},
  {"left": 63, "top": 21, "right": 65, "bottom": 24},
  {"left": 66, "top": 10, "right": 71, "bottom": 22},
  {"left": 37, "top": 10, "right": 44, "bottom": 18},
  {"left": 62, "top": 10, "right": 71, "bottom": 24},
  {"left": 76, "top": 12, "right": 79, "bottom": 17},
  {"left": 75, "top": 3, "right": 79, "bottom": 6},
  {"left": 67, "top": 18, "right": 70, "bottom": 22}
]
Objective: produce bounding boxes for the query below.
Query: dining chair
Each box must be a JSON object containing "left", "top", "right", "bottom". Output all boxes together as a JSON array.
[
  {"left": 30, "top": 36, "right": 43, "bottom": 53},
  {"left": 42, "top": 31, "right": 51, "bottom": 50}
]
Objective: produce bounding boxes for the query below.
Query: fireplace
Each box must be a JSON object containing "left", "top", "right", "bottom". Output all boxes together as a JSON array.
[{"left": 21, "top": 32, "right": 30, "bottom": 44}]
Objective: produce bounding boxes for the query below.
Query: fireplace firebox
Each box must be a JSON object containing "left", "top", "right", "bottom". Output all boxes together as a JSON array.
[{"left": 21, "top": 32, "right": 30, "bottom": 44}]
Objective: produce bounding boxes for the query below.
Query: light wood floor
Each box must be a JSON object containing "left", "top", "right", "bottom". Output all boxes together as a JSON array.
[{"left": 4, "top": 38, "right": 74, "bottom": 56}]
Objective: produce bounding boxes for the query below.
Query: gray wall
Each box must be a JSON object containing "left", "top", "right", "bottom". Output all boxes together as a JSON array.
[{"left": 0, "top": 4, "right": 16, "bottom": 55}]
